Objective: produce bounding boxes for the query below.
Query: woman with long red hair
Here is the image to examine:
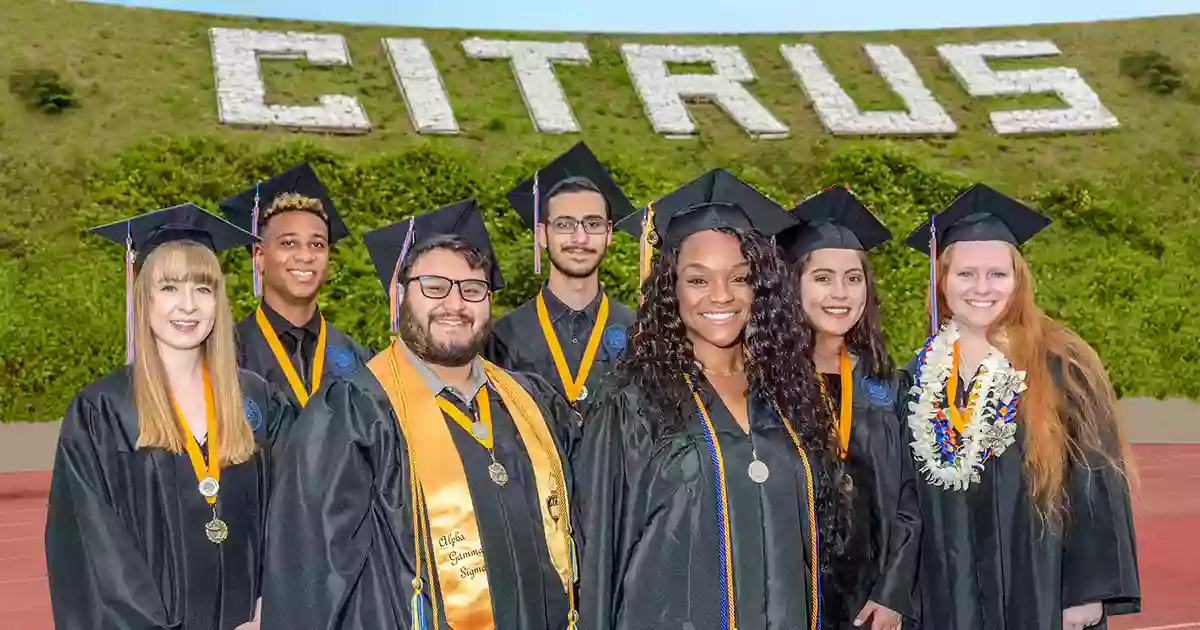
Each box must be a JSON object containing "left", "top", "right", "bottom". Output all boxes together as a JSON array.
[{"left": 901, "top": 184, "right": 1139, "bottom": 630}]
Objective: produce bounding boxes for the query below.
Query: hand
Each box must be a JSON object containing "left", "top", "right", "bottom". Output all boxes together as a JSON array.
[
  {"left": 1062, "top": 602, "right": 1103, "bottom": 630},
  {"left": 234, "top": 598, "right": 262, "bottom": 630},
  {"left": 855, "top": 600, "right": 903, "bottom": 630}
]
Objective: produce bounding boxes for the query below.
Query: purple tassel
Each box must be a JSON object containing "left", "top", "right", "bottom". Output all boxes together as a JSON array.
[
  {"left": 125, "top": 223, "right": 135, "bottom": 364},
  {"left": 252, "top": 182, "right": 262, "bottom": 298},
  {"left": 532, "top": 169, "right": 541, "bottom": 275},
  {"left": 929, "top": 214, "right": 938, "bottom": 334},
  {"left": 390, "top": 216, "right": 416, "bottom": 334}
]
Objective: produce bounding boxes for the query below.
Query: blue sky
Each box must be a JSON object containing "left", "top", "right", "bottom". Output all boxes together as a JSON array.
[{"left": 82, "top": 0, "right": 1198, "bottom": 33}]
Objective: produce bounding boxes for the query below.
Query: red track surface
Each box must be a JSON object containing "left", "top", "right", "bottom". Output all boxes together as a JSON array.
[{"left": 2, "top": 446, "right": 1197, "bottom": 629}]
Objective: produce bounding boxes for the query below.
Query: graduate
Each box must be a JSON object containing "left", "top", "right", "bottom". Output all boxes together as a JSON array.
[
  {"left": 578, "top": 169, "right": 851, "bottom": 630},
  {"left": 487, "top": 142, "right": 640, "bottom": 406},
  {"left": 262, "top": 198, "right": 583, "bottom": 629},
  {"left": 219, "top": 162, "right": 373, "bottom": 407},
  {"left": 901, "top": 184, "right": 1140, "bottom": 630},
  {"left": 775, "top": 186, "right": 920, "bottom": 630},
  {"left": 46, "top": 204, "right": 294, "bottom": 630}
]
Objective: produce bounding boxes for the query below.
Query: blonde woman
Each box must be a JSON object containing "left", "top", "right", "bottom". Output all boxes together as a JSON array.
[
  {"left": 901, "top": 185, "right": 1139, "bottom": 630},
  {"left": 46, "top": 204, "right": 294, "bottom": 630}
]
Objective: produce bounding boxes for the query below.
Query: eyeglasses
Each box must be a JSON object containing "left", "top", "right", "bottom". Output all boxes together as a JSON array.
[
  {"left": 403, "top": 275, "right": 492, "bottom": 303},
  {"left": 547, "top": 215, "right": 609, "bottom": 235}
]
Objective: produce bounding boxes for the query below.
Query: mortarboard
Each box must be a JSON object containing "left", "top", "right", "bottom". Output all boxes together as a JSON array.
[
  {"left": 903, "top": 183, "right": 1051, "bottom": 332},
  {"left": 219, "top": 162, "right": 349, "bottom": 297},
  {"left": 903, "top": 183, "right": 1051, "bottom": 256},
  {"left": 89, "top": 202, "right": 257, "bottom": 363},
  {"left": 362, "top": 199, "right": 503, "bottom": 333},
  {"left": 625, "top": 169, "right": 798, "bottom": 298},
  {"left": 505, "top": 142, "right": 640, "bottom": 274},
  {"left": 776, "top": 185, "right": 892, "bottom": 264}
]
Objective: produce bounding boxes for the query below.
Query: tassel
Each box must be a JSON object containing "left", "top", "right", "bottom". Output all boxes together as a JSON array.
[
  {"left": 390, "top": 216, "right": 417, "bottom": 335},
  {"left": 124, "top": 223, "right": 135, "bottom": 365},
  {"left": 532, "top": 169, "right": 542, "bottom": 275},
  {"left": 638, "top": 202, "right": 655, "bottom": 301},
  {"left": 410, "top": 580, "right": 429, "bottom": 630},
  {"left": 251, "top": 182, "right": 262, "bottom": 298},
  {"left": 928, "top": 213, "right": 938, "bottom": 335}
]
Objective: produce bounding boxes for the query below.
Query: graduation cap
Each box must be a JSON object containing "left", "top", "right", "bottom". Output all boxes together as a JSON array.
[
  {"left": 505, "top": 142, "right": 640, "bottom": 274},
  {"left": 903, "top": 183, "right": 1051, "bottom": 256},
  {"left": 628, "top": 169, "right": 798, "bottom": 295},
  {"left": 220, "top": 163, "right": 349, "bottom": 296},
  {"left": 362, "top": 198, "right": 503, "bottom": 333},
  {"left": 776, "top": 185, "right": 892, "bottom": 264},
  {"left": 89, "top": 203, "right": 257, "bottom": 363},
  {"left": 903, "top": 183, "right": 1051, "bottom": 331}
]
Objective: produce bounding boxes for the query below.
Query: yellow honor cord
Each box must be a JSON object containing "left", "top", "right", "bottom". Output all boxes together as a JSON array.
[
  {"left": 255, "top": 306, "right": 327, "bottom": 406},
  {"left": 535, "top": 291, "right": 609, "bottom": 402},
  {"left": 946, "top": 341, "right": 974, "bottom": 434},
  {"left": 172, "top": 363, "right": 219, "bottom": 504}
]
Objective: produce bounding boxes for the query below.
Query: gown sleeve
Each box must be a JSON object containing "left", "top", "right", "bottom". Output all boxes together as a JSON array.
[
  {"left": 483, "top": 329, "right": 513, "bottom": 370},
  {"left": 577, "top": 386, "right": 652, "bottom": 628},
  {"left": 1060, "top": 391, "right": 1141, "bottom": 616},
  {"left": 261, "top": 376, "right": 409, "bottom": 630},
  {"left": 870, "top": 371, "right": 923, "bottom": 621},
  {"left": 45, "top": 394, "right": 177, "bottom": 630}
]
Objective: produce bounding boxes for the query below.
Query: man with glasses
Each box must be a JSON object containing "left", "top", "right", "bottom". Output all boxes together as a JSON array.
[
  {"left": 263, "top": 198, "right": 583, "bottom": 630},
  {"left": 487, "top": 142, "right": 641, "bottom": 407}
]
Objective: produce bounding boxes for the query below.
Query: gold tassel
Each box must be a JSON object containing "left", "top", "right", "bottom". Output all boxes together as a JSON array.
[{"left": 638, "top": 202, "right": 656, "bottom": 305}]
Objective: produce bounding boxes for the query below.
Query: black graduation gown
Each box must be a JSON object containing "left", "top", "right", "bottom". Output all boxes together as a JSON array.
[
  {"left": 261, "top": 366, "right": 582, "bottom": 629},
  {"left": 234, "top": 303, "right": 374, "bottom": 406},
  {"left": 821, "top": 365, "right": 921, "bottom": 628},
  {"left": 486, "top": 289, "right": 635, "bottom": 406},
  {"left": 578, "top": 381, "right": 818, "bottom": 630},
  {"left": 45, "top": 366, "right": 294, "bottom": 630},
  {"left": 904, "top": 357, "right": 1140, "bottom": 630}
]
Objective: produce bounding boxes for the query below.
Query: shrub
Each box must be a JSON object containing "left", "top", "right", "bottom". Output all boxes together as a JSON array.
[
  {"left": 1, "top": 138, "right": 1194, "bottom": 421},
  {"left": 1119, "top": 50, "right": 1186, "bottom": 95},
  {"left": 7, "top": 69, "right": 78, "bottom": 114}
]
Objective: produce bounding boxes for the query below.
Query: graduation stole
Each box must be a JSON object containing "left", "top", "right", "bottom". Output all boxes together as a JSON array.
[
  {"left": 367, "top": 345, "right": 578, "bottom": 630},
  {"left": 254, "top": 305, "right": 327, "bottom": 406},
  {"left": 818, "top": 345, "right": 854, "bottom": 460},
  {"left": 535, "top": 289, "right": 609, "bottom": 403}
]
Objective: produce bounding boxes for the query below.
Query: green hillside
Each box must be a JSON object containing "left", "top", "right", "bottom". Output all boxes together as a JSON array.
[{"left": 1, "top": 0, "right": 1198, "bottom": 421}]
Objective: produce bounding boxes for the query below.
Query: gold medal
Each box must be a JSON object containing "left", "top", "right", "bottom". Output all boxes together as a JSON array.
[
  {"left": 205, "top": 516, "right": 229, "bottom": 544},
  {"left": 488, "top": 461, "right": 509, "bottom": 486},
  {"left": 748, "top": 459, "right": 770, "bottom": 484}
]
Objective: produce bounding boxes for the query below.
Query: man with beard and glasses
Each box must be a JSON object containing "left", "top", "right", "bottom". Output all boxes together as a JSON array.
[
  {"left": 262, "top": 198, "right": 583, "bottom": 630},
  {"left": 220, "top": 162, "right": 374, "bottom": 408},
  {"left": 487, "top": 142, "right": 641, "bottom": 407}
]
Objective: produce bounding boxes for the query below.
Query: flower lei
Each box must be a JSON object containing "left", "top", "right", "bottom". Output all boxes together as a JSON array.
[{"left": 907, "top": 321, "right": 1027, "bottom": 491}]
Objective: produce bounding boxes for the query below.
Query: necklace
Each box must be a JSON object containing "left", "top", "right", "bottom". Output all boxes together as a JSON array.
[
  {"left": 696, "top": 361, "right": 745, "bottom": 377},
  {"left": 437, "top": 387, "right": 509, "bottom": 486}
]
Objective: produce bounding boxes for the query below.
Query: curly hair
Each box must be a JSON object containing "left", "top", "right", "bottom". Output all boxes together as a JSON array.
[
  {"left": 260, "top": 193, "right": 329, "bottom": 233},
  {"left": 792, "top": 250, "right": 894, "bottom": 380},
  {"left": 615, "top": 226, "right": 853, "bottom": 583}
]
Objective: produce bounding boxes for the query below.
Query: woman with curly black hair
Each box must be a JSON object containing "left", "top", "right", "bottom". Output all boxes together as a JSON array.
[
  {"left": 578, "top": 169, "right": 849, "bottom": 630},
  {"left": 776, "top": 186, "right": 920, "bottom": 630}
]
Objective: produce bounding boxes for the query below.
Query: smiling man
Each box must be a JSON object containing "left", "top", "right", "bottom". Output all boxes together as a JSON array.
[
  {"left": 487, "top": 142, "right": 641, "bottom": 407},
  {"left": 262, "top": 198, "right": 582, "bottom": 629},
  {"left": 220, "top": 162, "right": 373, "bottom": 407}
]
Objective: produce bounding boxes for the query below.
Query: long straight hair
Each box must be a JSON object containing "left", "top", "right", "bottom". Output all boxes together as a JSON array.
[
  {"left": 132, "top": 241, "right": 256, "bottom": 465},
  {"left": 934, "top": 243, "right": 1132, "bottom": 524},
  {"left": 793, "top": 250, "right": 894, "bottom": 380}
]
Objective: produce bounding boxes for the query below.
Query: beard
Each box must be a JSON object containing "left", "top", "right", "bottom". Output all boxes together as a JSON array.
[
  {"left": 547, "top": 244, "right": 603, "bottom": 279},
  {"left": 397, "top": 302, "right": 491, "bottom": 367}
]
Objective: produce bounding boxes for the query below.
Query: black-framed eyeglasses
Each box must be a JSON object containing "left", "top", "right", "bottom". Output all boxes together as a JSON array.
[
  {"left": 404, "top": 275, "right": 492, "bottom": 303},
  {"left": 547, "top": 215, "right": 609, "bottom": 235}
]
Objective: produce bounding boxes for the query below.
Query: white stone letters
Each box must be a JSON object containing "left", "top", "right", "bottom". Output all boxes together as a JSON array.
[
  {"left": 620, "top": 44, "right": 788, "bottom": 138},
  {"left": 461, "top": 38, "right": 590, "bottom": 133},
  {"left": 383, "top": 38, "right": 459, "bottom": 134},
  {"left": 208, "top": 26, "right": 1117, "bottom": 139},
  {"left": 209, "top": 27, "right": 370, "bottom": 133},
  {"left": 936, "top": 40, "right": 1119, "bottom": 134},
  {"left": 782, "top": 43, "right": 957, "bottom": 135}
]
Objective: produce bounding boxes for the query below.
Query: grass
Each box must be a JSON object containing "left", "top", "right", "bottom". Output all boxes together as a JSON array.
[{"left": 0, "top": 0, "right": 1198, "bottom": 420}]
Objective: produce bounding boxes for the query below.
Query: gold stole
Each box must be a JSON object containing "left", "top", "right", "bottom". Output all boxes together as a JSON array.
[
  {"left": 535, "top": 290, "right": 609, "bottom": 403},
  {"left": 254, "top": 306, "right": 327, "bottom": 406},
  {"left": 367, "top": 345, "right": 576, "bottom": 629}
]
